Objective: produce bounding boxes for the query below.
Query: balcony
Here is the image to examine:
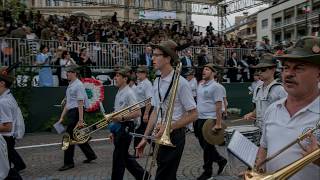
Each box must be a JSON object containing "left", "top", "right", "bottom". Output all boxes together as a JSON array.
[
  {"left": 272, "top": 21, "right": 282, "bottom": 28},
  {"left": 283, "top": 17, "right": 293, "bottom": 26}
]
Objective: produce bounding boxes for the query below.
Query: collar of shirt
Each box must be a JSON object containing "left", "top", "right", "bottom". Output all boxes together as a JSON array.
[
  {"left": 68, "top": 78, "right": 79, "bottom": 88},
  {"left": 160, "top": 70, "right": 174, "bottom": 82},
  {"left": 0, "top": 89, "right": 10, "bottom": 98},
  {"left": 202, "top": 79, "right": 215, "bottom": 87},
  {"left": 276, "top": 96, "right": 320, "bottom": 117},
  {"left": 118, "top": 85, "right": 130, "bottom": 94}
]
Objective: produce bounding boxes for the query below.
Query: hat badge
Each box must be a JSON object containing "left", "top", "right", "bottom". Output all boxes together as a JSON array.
[{"left": 312, "top": 44, "right": 320, "bottom": 54}]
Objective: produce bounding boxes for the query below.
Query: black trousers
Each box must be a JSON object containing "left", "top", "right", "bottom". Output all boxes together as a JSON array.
[
  {"left": 194, "top": 119, "right": 225, "bottom": 175},
  {"left": 155, "top": 127, "right": 186, "bottom": 180},
  {"left": 64, "top": 108, "right": 97, "bottom": 165},
  {"left": 112, "top": 121, "right": 146, "bottom": 180},
  {"left": 3, "top": 136, "right": 26, "bottom": 171}
]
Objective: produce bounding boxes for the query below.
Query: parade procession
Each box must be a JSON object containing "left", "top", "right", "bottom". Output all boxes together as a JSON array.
[{"left": 0, "top": 0, "right": 319, "bottom": 180}]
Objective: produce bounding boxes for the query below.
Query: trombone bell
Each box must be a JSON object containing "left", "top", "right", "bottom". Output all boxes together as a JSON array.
[{"left": 156, "top": 125, "right": 175, "bottom": 147}]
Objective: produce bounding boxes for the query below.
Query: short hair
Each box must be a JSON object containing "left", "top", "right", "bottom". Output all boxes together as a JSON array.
[{"left": 0, "top": 79, "right": 12, "bottom": 88}]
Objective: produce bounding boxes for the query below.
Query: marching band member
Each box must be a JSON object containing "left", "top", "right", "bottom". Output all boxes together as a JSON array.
[
  {"left": 243, "top": 53, "right": 287, "bottom": 129},
  {"left": 110, "top": 68, "right": 148, "bottom": 180},
  {"left": 183, "top": 68, "right": 198, "bottom": 132},
  {"left": 194, "top": 63, "right": 227, "bottom": 180},
  {"left": 0, "top": 66, "right": 26, "bottom": 173},
  {"left": 132, "top": 65, "right": 153, "bottom": 154},
  {"left": 256, "top": 36, "right": 320, "bottom": 180},
  {"left": 136, "top": 40, "right": 198, "bottom": 180},
  {"left": 0, "top": 135, "right": 9, "bottom": 179},
  {"left": 57, "top": 65, "right": 97, "bottom": 171}
]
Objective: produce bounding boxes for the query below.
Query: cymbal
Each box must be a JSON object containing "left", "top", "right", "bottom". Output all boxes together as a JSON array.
[{"left": 202, "top": 119, "right": 227, "bottom": 145}]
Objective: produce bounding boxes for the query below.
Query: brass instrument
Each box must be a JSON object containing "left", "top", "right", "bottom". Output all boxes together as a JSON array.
[
  {"left": 245, "top": 122, "right": 320, "bottom": 180},
  {"left": 142, "top": 62, "right": 183, "bottom": 180},
  {"left": 61, "top": 97, "right": 151, "bottom": 150}
]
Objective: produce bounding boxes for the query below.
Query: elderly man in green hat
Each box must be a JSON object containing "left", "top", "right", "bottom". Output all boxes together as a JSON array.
[
  {"left": 255, "top": 36, "right": 320, "bottom": 180},
  {"left": 243, "top": 53, "right": 287, "bottom": 129}
]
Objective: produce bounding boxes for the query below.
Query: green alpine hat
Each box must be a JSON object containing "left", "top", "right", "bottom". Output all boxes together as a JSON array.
[
  {"left": 253, "top": 53, "right": 276, "bottom": 68},
  {"left": 276, "top": 36, "right": 320, "bottom": 65}
]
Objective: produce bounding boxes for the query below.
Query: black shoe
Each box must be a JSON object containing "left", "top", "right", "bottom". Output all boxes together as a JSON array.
[
  {"left": 197, "top": 172, "right": 212, "bottom": 180},
  {"left": 217, "top": 159, "right": 227, "bottom": 175},
  {"left": 58, "top": 164, "right": 74, "bottom": 171},
  {"left": 83, "top": 156, "right": 97, "bottom": 163}
]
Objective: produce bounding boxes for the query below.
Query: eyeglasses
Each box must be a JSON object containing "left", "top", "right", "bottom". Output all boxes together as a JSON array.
[
  {"left": 152, "top": 53, "right": 164, "bottom": 57},
  {"left": 256, "top": 68, "right": 268, "bottom": 73}
]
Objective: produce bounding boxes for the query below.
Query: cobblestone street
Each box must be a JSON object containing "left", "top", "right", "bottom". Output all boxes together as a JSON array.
[{"left": 16, "top": 120, "right": 250, "bottom": 180}]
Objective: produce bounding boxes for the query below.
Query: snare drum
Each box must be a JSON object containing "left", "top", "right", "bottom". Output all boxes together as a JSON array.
[{"left": 225, "top": 125, "right": 260, "bottom": 145}]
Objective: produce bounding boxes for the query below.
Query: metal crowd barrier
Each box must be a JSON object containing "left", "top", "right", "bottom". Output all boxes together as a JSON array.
[{"left": 0, "top": 38, "right": 252, "bottom": 69}]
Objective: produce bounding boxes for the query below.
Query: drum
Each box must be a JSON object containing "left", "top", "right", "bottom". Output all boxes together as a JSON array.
[{"left": 225, "top": 125, "right": 260, "bottom": 145}]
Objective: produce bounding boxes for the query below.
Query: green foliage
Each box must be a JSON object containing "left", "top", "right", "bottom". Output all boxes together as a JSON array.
[{"left": 0, "top": 0, "right": 27, "bottom": 22}]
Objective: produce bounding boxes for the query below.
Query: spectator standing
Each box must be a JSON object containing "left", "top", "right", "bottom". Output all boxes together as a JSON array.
[
  {"left": 226, "top": 52, "right": 239, "bottom": 82},
  {"left": 59, "top": 50, "right": 76, "bottom": 86},
  {"left": 138, "top": 45, "right": 153, "bottom": 69},
  {"left": 36, "top": 45, "right": 53, "bottom": 87},
  {"left": 181, "top": 50, "right": 194, "bottom": 76},
  {"left": 78, "top": 48, "right": 95, "bottom": 78}
]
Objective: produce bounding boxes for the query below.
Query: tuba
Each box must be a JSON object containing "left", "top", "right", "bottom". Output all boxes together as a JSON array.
[
  {"left": 61, "top": 97, "right": 151, "bottom": 150},
  {"left": 244, "top": 122, "right": 320, "bottom": 180}
]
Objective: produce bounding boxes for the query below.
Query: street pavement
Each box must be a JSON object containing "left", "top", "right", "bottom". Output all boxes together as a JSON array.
[{"left": 16, "top": 119, "right": 253, "bottom": 180}]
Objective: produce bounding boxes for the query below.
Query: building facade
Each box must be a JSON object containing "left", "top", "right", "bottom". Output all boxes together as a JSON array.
[
  {"left": 27, "top": 0, "right": 192, "bottom": 25},
  {"left": 225, "top": 13, "right": 257, "bottom": 42},
  {"left": 257, "top": 0, "right": 320, "bottom": 44}
]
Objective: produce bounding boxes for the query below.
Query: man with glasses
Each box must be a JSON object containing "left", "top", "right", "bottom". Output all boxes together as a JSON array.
[
  {"left": 243, "top": 53, "right": 287, "bottom": 129},
  {"left": 136, "top": 40, "right": 198, "bottom": 180}
]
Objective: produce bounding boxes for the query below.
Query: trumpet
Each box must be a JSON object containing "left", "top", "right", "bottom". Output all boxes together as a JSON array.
[
  {"left": 61, "top": 97, "right": 152, "bottom": 150},
  {"left": 244, "top": 121, "right": 320, "bottom": 180}
]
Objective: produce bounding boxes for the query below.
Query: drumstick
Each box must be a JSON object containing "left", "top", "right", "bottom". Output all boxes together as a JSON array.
[{"left": 230, "top": 118, "right": 244, "bottom": 122}]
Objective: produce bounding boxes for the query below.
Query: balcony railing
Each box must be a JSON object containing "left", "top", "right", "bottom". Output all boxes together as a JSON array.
[
  {"left": 272, "top": 21, "right": 282, "bottom": 28},
  {"left": 283, "top": 17, "right": 293, "bottom": 26}
]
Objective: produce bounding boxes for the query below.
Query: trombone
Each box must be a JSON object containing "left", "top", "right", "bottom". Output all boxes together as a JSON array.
[
  {"left": 61, "top": 97, "right": 152, "bottom": 150},
  {"left": 244, "top": 121, "right": 320, "bottom": 180},
  {"left": 131, "top": 62, "right": 183, "bottom": 180}
]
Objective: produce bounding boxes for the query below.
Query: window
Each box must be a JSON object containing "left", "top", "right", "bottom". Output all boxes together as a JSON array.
[{"left": 261, "top": 19, "right": 268, "bottom": 29}]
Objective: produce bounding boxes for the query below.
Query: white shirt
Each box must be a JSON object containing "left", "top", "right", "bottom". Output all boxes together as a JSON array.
[
  {"left": 114, "top": 85, "right": 138, "bottom": 122},
  {"left": 217, "top": 83, "right": 227, "bottom": 112},
  {"left": 133, "top": 78, "right": 153, "bottom": 102},
  {"left": 0, "top": 90, "right": 18, "bottom": 136},
  {"left": 188, "top": 77, "right": 197, "bottom": 98},
  {"left": 197, "top": 79, "right": 224, "bottom": 119},
  {"left": 0, "top": 135, "right": 9, "bottom": 179},
  {"left": 59, "top": 59, "right": 73, "bottom": 79},
  {"left": 66, "top": 79, "right": 89, "bottom": 110},
  {"left": 152, "top": 70, "right": 196, "bottom": 122},
  {"left": 260, "top": 96, "right": 320, "bottom": 180},
  {"left": 253, "top": 80, "right": 287, "bottom": 128}
]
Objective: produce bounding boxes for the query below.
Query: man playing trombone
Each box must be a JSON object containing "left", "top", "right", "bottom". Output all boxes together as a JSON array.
[
  {"left": 136, "top": 40, "right": 198, "bottom": 180},
  {"left": 255, "top": 36, "right": 320, "bottom": 180},
  {"left": 110, "top": 68, "right": 148, "bottom": 180}
]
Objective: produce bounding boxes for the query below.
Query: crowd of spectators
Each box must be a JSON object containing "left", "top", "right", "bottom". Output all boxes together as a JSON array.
[{"left": 0, "top": 9, "right": 293, "bottom": 86}]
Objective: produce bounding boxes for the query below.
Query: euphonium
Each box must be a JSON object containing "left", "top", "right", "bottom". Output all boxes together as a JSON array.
[
  {"left": 61, "top": 97, "right": 151, "bottom": 150},
  {"left": 244, "top": 122, "right": 320, "bottom": 180}
]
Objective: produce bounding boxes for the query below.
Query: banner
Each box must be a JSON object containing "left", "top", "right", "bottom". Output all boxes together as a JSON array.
[{"left": 139, "top": 10, "right": 176, "bottom": 20}]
